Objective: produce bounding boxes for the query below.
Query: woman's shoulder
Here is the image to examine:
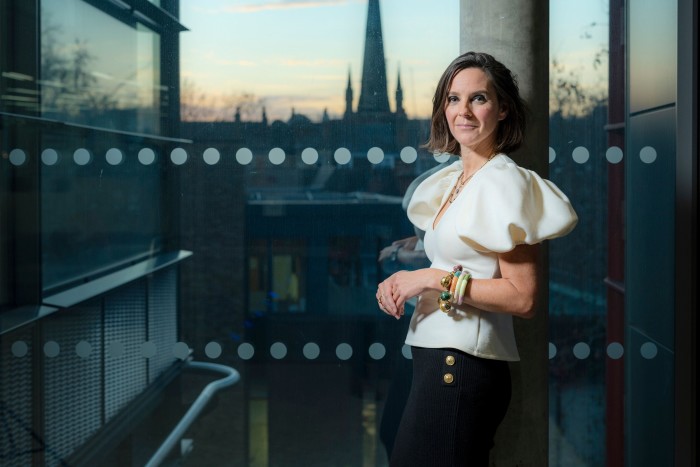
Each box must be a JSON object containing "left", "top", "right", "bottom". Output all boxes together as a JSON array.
[
  {"left": 477, "top": 154, "right": 561, "bottom": 197},
  {"left": 457, "top": 153, "right": 578, "bottom": 251},
  {"left": 481, "top": 154, "right": 531, "bottom": 182},
  {"left": 410, "top": 159, "right": 462, "bottom": 197},
  {"left": 406, "top": 159, "right": 461, "bottom": 230}
]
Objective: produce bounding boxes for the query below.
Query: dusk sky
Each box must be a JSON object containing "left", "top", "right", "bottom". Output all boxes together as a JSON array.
[{"left": 179, "top": 0, "right": 607, "bottom": 122}]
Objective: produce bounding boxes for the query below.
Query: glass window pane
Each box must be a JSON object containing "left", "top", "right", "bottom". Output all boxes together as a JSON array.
[
  {"left": 549, "top": 1, "right": 611, "bottom": 465},
  {"left": 2, "top": 0, "right": 688, "bottom": 465}
]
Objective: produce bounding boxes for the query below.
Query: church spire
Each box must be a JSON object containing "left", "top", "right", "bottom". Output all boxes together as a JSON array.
[
  {"left": 344, "top": 67, "right": 353, "bottom": 119},
  {"left": 395, "top": 65, "right": 405, "bottom": 116},
  {"left": 357, "top": 0, "right": 390, "bottom": 114}
]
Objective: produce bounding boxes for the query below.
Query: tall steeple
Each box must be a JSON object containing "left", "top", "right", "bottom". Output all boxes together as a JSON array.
[
  {"left": 395, "top": 66, "right": 405, "bottom": 116},
  {"left": 357, "top": 0, "right": 390, "bottom": 114},
  {"left": 344, "top": 68, "right": 354, "bottom": 119}
]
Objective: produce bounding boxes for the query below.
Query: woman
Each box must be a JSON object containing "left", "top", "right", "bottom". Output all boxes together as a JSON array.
[{"left": 376, "top": 51, "right": 577, "bottom": 466}]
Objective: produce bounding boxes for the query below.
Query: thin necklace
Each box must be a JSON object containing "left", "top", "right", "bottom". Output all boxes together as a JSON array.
[{"left": 448, "top": 153, "right": 496, "bottom": 204}]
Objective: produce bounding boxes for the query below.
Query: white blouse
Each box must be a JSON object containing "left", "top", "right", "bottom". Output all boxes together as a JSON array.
[{"left": 405, "top": 154, "right": 578, "bottom": 361}]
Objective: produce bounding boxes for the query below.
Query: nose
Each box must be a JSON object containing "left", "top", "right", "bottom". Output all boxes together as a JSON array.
[{"left": 457, "top": 102, "right": 472, "bottom": 118}]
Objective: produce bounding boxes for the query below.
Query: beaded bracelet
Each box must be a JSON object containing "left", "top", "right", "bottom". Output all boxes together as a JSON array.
[{"left": 437, "top": 265, "right": 464, "bottom": 313}]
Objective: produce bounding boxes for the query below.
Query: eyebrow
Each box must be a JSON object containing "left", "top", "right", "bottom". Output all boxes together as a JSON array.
[{"left": 446, "top": 89, "right": 491, "bottom": 96}]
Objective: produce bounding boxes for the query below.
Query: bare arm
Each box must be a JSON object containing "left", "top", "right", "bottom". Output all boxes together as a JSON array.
[
  {"left": 376, "top": 243, "right": 539, "bottom": 319},
  {"left": 461, "top": 243, "right": 538, "bottom": 318}
]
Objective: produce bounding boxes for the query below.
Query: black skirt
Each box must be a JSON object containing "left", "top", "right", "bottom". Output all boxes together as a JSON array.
[{"left": 389, "top": 347, "right": 512, "bottom": 467}]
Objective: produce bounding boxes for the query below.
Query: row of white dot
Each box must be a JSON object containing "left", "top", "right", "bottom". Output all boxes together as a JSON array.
[
  {"left": 549, "top": 341, "right": 659, "bottom": 360},
  {"left": 9, "top": 340, "right": 659, "bottom": 361},
  {"left": 5, "top": 145, "right": 658, "bottom": 167}
]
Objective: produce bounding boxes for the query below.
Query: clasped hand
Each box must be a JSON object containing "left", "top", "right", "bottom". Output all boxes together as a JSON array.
[{"left": 376, "top": 268, "right": 441, "bottom": 319}]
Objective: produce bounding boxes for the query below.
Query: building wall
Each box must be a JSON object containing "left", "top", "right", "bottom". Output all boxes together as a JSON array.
[{"left": 626, "top": 1, "right": 678, "bottom": 465}]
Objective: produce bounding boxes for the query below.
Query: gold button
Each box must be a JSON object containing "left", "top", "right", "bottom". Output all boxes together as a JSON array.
[
  {"left": 443, "top": 373, "right": 454, "bottom": 384},
  {"left": 445, "top": 355, "right": 455, "bottom": 366}
]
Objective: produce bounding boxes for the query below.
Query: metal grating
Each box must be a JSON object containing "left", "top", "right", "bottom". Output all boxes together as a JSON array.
[
  {"left": 148, "top": 268, "right": 178, "bottom": 382},
  {"left": 42, "top": 301, "right": 103, "bottom": 467},
  {"left": 104, "top": 281, "right": 148, "bottom": 422},
  {"left": 0, "top": 328, "right": 34, "bottom": 467}
]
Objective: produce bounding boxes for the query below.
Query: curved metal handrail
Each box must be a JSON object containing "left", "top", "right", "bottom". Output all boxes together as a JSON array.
[{"left": 145, "top": 361, "right": 241, "bottom": 467}]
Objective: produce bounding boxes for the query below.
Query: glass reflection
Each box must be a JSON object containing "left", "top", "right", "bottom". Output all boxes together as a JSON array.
[
  {"left": 549, "top": 0, "right": 612, "bottom": 465},
  {"left": 41, "top": 0, "right": 161, "bottom": 134},
  {"left": 2, "top": 0, "right": 684, "bottom": 465}
]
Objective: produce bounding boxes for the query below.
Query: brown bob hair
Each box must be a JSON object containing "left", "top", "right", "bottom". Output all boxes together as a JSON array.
[{"left": 425, "top": 51, "right": 528, "bottom": 155}]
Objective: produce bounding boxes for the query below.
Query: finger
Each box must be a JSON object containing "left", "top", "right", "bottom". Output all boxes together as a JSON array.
[
  {"left": 377, "top": 286, "right": 392, "bottom": 315},
  {"left": 380, "top": 299, "right": 396, "bottom": 318},
  {"left": 380, "top": 291, "right": 399, "bottom": 318},
  {"left": 382, "top": 279, "right": 402, "bottom": 317}
]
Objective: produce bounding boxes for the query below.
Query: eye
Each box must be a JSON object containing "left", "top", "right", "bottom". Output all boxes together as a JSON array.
[
  {"left": 446, "top": 95, "right": 459, "bottom": 104},
  {"left": 471, "top": 94, "right": 486, "bottom": 103}
]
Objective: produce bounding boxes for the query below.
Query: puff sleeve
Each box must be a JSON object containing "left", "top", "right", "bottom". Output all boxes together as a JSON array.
[
  {"left": 455, "top": 156, "right": 578, "bottom": 252},
  {"left": 406, "top": 161, "right": 462, "bottom": 232}
]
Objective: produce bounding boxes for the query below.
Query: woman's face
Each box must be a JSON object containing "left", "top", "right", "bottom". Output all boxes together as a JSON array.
[{"left": 444, "top": 67, "right": 506, "bottom": 156}]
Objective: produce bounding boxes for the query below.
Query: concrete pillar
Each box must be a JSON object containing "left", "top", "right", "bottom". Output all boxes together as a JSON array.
[{"left": 459, "top": 1, "right": 549, "bottom": 466}]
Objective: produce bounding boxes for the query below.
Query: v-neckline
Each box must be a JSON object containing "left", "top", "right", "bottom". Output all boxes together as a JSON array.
[
  {"left": 431, "top": 155, "right": 497, "bottom": 231},
  {"left": 431, "top": 169, "right": 462, "bottom": 231}
]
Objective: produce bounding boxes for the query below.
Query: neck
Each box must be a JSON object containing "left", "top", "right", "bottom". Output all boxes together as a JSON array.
[{"left": 460, "top": 149, "right": 496, "bottom": 175}]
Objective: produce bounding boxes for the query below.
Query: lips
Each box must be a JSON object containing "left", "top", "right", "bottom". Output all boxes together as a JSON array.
[{"left": 456, "top": 123, "right": 477, "bottom": 130}]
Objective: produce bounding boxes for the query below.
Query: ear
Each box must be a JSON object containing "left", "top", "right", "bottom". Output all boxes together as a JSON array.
[{"left": 498, "top": 104, "right": 508, "bottom": 121}]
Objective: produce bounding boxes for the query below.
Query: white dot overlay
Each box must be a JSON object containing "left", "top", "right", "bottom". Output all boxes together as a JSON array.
[
  {"left": 301, "top": 147, "right": 319, "bottom": 165},
  {"left": 73, "top": 148, "right": 91, "bottom": 166},
  {"left": 606, "top": 146, "right": 623, "bottom": 164},
  {"left": 172, "top": 342, "right": 190, "bottom": 360},
  {"left": 44, "top": 341, "right": 60, "bottom": 358},
  {"left": 336, "top": 343, "right": 353, "bottom": 360},
  {"left": 138, "top": 148, "right": 156, "bottom": 165},
  {"left": 170, "top": 148, "right": 188, "bottom": 165},
  {"left": 42, "top": 149, "right": 59, "bottom": 166},
  {"left": 105, "top": 148, "right": 123, "bottom": 165},
  {"left": 640, "top": 342, "right": 658, "bottom": 359},
  {"left": 12, "top": 341, "right": 29, "bottom": 357},
  {"left": 270, "top": 342, "right": 287, "bottom": 359},
  {"left": 434, "top": 152, "right": 451, "bottom": 163},
  {"left": 303, "top": 342, "right": 321, "bottom": 360},
  {"left": 334, "top": 147, "right": 351, "bottom": 165},
  {"left": 368, "top": 343, "right": 386, "bottom": 360},
  {"left": 573, "top": 342, "right": 591, "bottom": 359},
  {"left": 7, "top": 339, "right": 668, "bottom": 364},
  {"left": 236, "top": 148, "right": 253, "bottom": 165},
  {"left": 607, "top": 342, "right": 624, "bottom": 359},
  {"left": 572, "top": 146, "right": 589, "bottom": 164},
  {"left": 639, "top": 146, "right": 657, "bottom": 164},
  {"left": 269, "top": 147, "right": 285, "bottom": 165},
  {"left": 205, "top": 341, "right": 222, "bottom": 359},
  {"left": 9, "top": 149, "right": 27, "bottom": 166},
  {"left": 400, "top": 146, "right": 417, "bottom": 163},
  {"left": 141, "top": 341, "right": 157, "bottom": 358},
  {"left": 367, "top": 147, "right": 384, "bottom": 164},
  {"left": 238, "top": 343, "right": 255, "bottom": 360},
  {"left": 75, "top": 340, "right": 92, "bottom": 358},
  {"left": 203, "top": 148, "right": 220, "bottom": 165}
]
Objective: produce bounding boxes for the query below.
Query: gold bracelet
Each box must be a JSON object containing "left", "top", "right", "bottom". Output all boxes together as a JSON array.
[
  {"left": 437, "top": 267, "right": 460, "bottom": 313},
  {"left": 437, "top": 291, "right": 453, "bottom": 313}
]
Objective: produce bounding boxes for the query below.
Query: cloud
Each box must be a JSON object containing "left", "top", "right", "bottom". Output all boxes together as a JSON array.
[{"left": 202, "top": 51, "right": 258, "bottom": 67}]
